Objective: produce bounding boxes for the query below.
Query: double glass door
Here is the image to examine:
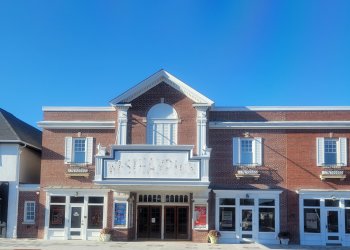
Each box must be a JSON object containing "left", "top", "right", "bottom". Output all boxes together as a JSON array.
[
  {"left": 164, "top": 206, "right": 189, "bottom": 239},
  {"left": 137, "top": 206, "right": 161, "bottom": 239}
]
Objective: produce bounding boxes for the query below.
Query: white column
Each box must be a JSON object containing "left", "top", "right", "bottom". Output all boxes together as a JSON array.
[
  {"left": 115, "top": 104, "right": 131, "bottom": 145},
  {"left": 193, "top": 104, "right": 210, "bottom": 156}
]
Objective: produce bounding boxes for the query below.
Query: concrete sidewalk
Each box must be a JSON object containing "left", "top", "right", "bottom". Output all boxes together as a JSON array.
[{"left": 0, "top": 239, "right": 349, "bottom": 250}]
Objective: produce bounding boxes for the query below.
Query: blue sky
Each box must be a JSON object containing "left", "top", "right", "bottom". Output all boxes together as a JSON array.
[{"left": 1, "top": 1, "right": 350, "bottom": 128}]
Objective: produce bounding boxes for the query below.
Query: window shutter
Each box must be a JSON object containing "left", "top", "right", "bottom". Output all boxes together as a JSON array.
[
  {"left": 64, "top": 137, "right": 72, "bottom": 164},
  {"left": 254, "top": 137, "right": 263, "bottom": 166},
  {"left": 86, "top": 137, "right": 94, "bottom": 164},
  {"left": 232, "top": 137, "right": 240, "bottom": 165},
  {"left": 316, "top": 137, "right": 325, "bottom": 166},
  {"left": 339, "top": 137, "right": 347, "bottom": 166},
  {"left": 156, "top": 124, "right": 163, "bottom": 145},
  {"left": 163, "top": 124, "right": 170, "bottom": 145}
]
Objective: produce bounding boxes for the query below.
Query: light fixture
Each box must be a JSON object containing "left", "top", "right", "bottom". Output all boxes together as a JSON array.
[
  {"left": 243, "top": 132, "right": 250, "bottom": 138},
  {"left": 329, "top": 132, "right": 334, "bottom": 138},
  {"left": 246, "top": 194, "right": 250, "bottom": 198}
]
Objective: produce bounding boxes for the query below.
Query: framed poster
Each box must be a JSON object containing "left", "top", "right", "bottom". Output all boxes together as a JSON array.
[
  {"left": 114, "top": 203, "right": 127, "bottom": 227},
  {"left": 194, "top": 204, "right": 207, "bottom": 229}
]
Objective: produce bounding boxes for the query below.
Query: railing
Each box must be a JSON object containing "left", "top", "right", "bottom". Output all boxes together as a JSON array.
[{"left": 235, "top": 165, "right": 260, "bottom": 180}]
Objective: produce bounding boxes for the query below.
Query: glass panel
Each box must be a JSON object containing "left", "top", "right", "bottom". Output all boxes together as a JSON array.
[
  {"left": 165, "top": 207, "right": 175, "bottom": 238},
  {"left": 345, "top": 209, "right": 350, "bottom": 234},
  {"left": 240, "top": 199, "right": 254, "bottom": 206},
  {"left": 194, "top": 205, "right": 207, "bottom": 228},
  {"left": 304, "top": 199, "right": 320, "bottom": 207},
  {"left": 259, "top": 199, "right": 275, "bottom": 206},
  {"left": 50, "top": 196, "right": 66, "bottom": 203},
  {"left": 49, "top": 205, "right": 65, "bottom": 228},
  {"left": 259, "top": 208, "right": 275, "bottom": 232},
  {"left": 88, "top": 205, "right": 103, "bottom": 229},
  {"left": 324, "top": 139, "right": 337, "bottom": 165},
  {"left": 325, "top": 200, "right": 340, "bottom": 207},
  {"left": 137, "top": 207, "right": 149, "bottom": 238},
  {"left": 70, "top": 196, "right": 84, "bottom": 203},
  {"left": 327, "top": 210, "right": 339, "bottom": 233},
  {"left": 220, "top": 198, "right": 235, "bottom": 206},
  {"left": 150, "top": 206, "right": 161, "bottom": 238},
  {"left": 114, "top": 203, "right": 127, "bottom": 226},
  {"left": 88, "top": 197, "right": 104, "bottom": 204},
  {"left": 74, "top": 139, "right": 86, "bottom": 163},
  {"left": 241, "top": 140, "right": 253, "bottom": 164},
  {"left": 71, "top": 207, "right": 82, "bottom": 228},
  {"left": 177, "top": 207, "right": 188, "bottom": 236},
  {"left": 25, "top": 202, "right": 35, "bottom": 221},
  {"left": 304, "top": 208, "right": 320, "bottom": 233},
  {"left": 241, "top": 209, "right": 253, "bottom": 231},
  {"left": 70, "top": 231, "right": 80, "bottom": 236},
  {"left": 345, "top": 200, "right": 350, "bottom": 208},
  {"left": 219, "top": 207, "right": 235, "bottom": 231}
]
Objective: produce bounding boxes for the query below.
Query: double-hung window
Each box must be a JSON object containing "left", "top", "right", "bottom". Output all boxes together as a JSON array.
[
  {"left": 316, "top": 137, "right": 347, "bottom": 167},
  {"left": 64, "top": 137, "right": 93, "bottom": 164},
  {"left": 24, "top": 201, "right": 35, "bottom": 224},
  {"left": 233, "top": 137, "right": 262, "bottom": 166}
]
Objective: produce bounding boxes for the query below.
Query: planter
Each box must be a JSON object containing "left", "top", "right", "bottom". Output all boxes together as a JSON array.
[
  {"left": 280, "top": 238, "right": 289, "bottom": 245},
  {"left": 99, "top": 233, "right": 111, "bottom": 242},
  {"left": 209, "top": 236, "right": 218, "bottom": 244}
]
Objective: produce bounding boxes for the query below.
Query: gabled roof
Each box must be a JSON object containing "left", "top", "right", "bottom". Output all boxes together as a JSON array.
[
  {"left": 110, "top": 69, "right": 214, "bottom": 106},
  {"left": 0, "top": 109, "right": 42, "bottom": 150}
]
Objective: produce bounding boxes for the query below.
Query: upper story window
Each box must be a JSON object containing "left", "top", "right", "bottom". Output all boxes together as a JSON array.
[
  {"left": 233, "top": 137, "right": 262, "bottom": 166},
  {"left": 317, "top": 137, "right": 347, "bottom": 167},
  {"left": 24, "top": 201, "right": 35, "bottom": 224},
  {"left": 147, "top": 103, "right": 178, "bottom": 145},
  {"left": 64, "top": 137, "right": 93, "bottom": 164}
]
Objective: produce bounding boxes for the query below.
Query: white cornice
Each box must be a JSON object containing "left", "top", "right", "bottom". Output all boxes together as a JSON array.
[
  {"left": 19, "top": 184, "right": 40, "bottom": 192},
  {"left": 209, "top": 121, "right": 350, "bottom": 129},
  {"left": 110, "top": 70, "right": 214, "bottom": 105},
  {"left": 212, "top": 106, "right": 350, "bottom": 111},
  {"left": 42, "top": 106, "right": 116, "bottom": 112},
  {"left": 37, "top": 121, "right": 116, "bottom": 129}
]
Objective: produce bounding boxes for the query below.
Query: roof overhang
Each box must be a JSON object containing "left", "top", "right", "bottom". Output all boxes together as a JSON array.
[{"left": 110, "top": 70, "right": 214, "bottom": 106}]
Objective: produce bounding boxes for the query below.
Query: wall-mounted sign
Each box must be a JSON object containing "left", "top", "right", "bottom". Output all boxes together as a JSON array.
[{"left": 194, "top": 205, "right": 207, "bottom": 229}]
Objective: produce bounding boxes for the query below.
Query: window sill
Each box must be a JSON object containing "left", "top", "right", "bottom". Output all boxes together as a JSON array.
[{"left": 22, "top": 221, "right": 35, "bottom": 225}]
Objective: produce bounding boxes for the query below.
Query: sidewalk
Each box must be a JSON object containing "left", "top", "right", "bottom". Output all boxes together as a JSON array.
[{"left": 0, "top": 239, "right": 349, "bottom": 250}]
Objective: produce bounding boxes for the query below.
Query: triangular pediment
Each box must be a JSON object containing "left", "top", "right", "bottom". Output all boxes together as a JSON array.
[{"left": 110, "top": 70, "right": 214, "bottom": 105}]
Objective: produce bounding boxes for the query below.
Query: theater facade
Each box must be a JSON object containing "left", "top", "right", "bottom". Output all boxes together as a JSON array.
[{"left": 37, "top": 70, "right": 350, "bottom": 246}]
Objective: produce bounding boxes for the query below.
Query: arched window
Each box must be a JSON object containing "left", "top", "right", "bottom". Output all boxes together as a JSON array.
[{"left": 147, "top": 103, "right": 178, "bottom": 145}]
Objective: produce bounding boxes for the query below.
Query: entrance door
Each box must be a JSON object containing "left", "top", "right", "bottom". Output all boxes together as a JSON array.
[
  {"left": 326, "top": 209, "right": 341, "bottom": 244},
  {"left": 164, "top": 206, "right": 189, "bottom": 239},
  {"left": 69, "top": 205, "right": 84, "bottom": 239},
  {"left": 239, "top": 208, "right": 254, "bottom": 242},
  {"left": 137, "top": 206, "right": 161, "bottom": 239}
]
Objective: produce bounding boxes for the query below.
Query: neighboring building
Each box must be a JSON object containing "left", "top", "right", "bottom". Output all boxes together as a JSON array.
[
  {"left": 0, "top": 109, "right": 41, "bottom": 238},
  {"left": 37, "top": 70, "right": 350, "bottom": 246}
]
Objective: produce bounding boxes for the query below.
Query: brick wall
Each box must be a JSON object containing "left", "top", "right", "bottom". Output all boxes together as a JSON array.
[
  {"left": 128, "top": 82, "right": 198, "bottom": 153},
  {"left": 17, "top": 191, "right": 39, "bottom": 238}
]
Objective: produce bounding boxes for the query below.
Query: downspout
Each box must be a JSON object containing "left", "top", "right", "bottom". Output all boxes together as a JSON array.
[{"left": 12, "top": 143, "right": 27, "bottom": 238}]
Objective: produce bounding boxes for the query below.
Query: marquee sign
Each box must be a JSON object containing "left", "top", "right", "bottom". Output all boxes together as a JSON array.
[{"left": 103, "top": 149, "right": 200, "bottom": 180}]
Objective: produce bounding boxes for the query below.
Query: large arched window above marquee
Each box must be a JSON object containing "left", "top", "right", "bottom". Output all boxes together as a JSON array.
[{"left": 147, "top": 103, "right": 178, "bottom": 145}]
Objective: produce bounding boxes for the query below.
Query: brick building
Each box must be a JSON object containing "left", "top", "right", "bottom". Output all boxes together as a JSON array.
[{"left": 37, "top": 70, "right": 350, "bottom": 246}]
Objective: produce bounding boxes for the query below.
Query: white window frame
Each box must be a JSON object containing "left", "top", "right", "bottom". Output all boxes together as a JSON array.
[
  {"left": 24, "top": 201, "right": 36, "bottom": 224},
  {"left": 233, "top": 137, "right": 262, "bottom": 166},
  {"left": 316, "top": 137, "right": 347, "bottom": 167},
  {"left": 64, "top": 137, "right": 93, "bottom": 164}
]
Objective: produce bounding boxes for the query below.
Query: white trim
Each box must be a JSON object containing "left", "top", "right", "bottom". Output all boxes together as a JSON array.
[
  {"left": 37, "top": 121, "right": 115, "bottom": 129},
  {"left": 42, "top": 106, "right": 115, "bottom": 111},
  {"left": 18, "top": 184, "right": 40, "bottom": 192},
  {"left": 210, "top": 121, "right": 350, "bottom": 129},
  {"left": 212, "top": 106, "right": 350, "bottom": 111},
  {"left": 0, "top": 140, "right": 41, "bottom": 151},
  {"left": 110, "top": 69, "right": 214, "bottom": 105}
]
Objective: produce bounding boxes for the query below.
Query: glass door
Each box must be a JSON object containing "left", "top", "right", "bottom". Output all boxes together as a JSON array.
[
  {"left": 137, "top": 206, "right": 161, "bottom": 239},
  {"left": 164, "top": 206, "right": 189, "bottom": 240},
  {"left": 69, "top": 205, "right": 84, "bottom": 239},
  {"left": 326, "top": 209, "right": 341, "bottom": 244},
  {"left": 239, "top": 208, "right": 254, "bottom": 242}
]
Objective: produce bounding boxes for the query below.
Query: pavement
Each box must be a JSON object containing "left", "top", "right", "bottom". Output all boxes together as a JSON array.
[{"left": 0, "top": 239, "right": 350, "bottom": 250}]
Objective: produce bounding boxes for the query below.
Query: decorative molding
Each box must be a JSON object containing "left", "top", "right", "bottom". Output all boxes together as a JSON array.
[
  {"left": 110, "top": 70, "right": 214, "bottom": 105},
  {"left": 18, "top": 184, "right": 40, "bottom": 192},
  {"left": 37, "top": 121, "right": 116, "bottom": 129},
  {"left": 42, "top": 106, "right": 116, "bottom": 112},
  {"left": 212, "top": 106, "right": 350, "bottom": 111},
  {"left": 210, "top": 121, "right": 350, "bottom": 129}
]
